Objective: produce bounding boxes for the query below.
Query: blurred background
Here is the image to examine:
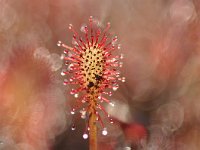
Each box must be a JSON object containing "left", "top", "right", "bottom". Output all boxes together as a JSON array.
[{"left": 0, "top": 0, "right": 200, "bottom": 149}]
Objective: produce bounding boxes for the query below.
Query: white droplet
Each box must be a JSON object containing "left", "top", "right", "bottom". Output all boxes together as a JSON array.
[
  {"left": 81, "top": 115, "right": 86, "bottom": 119},
  {"left": 80, "top": 24, "right": 87, "bottom": 33},
  {"left": 71, "top": 124, "right": 76, "bottom": 131},
  {"left": 102, "top": 128, "right": 108, "bottom": 136},
  {"left": 117, "top": 44, "right": 121, "bottom": 50},
  {"left": 112, "top": 85, "right": 119, "bottom": 91},
  {"left": 110, "top": 102, "right": 115, "bottom": 107},
  {"left": 57, "top": 41, "right": 62, "bottom": 46},
  {"left": 72, "top": 38, "right": 78, "bottom": 45},
  {"left": 70, "top": 89, "right": 75, "bottom": 95},
  {"left": 122, "top": 77, "right": 126, "bottom": 82},
  {"left": 123, "top": 146, "right": 131, "bottom": 150},
  {"left": 98, "top": 95, "right": 102, "bottom": 99},
  {"left": 112, "top": 87, "right": 118, "bottom": 91},
  {"left": 112, "top": 58, "right": 116, "bottom": 62},
  {"left": 69, "top": 24, "right": 73, "bottom": 30},
  {"left": 61, "top": 69, "right": 66, "bottom": 76},
  {"left": 83, "top": 133, "right": 88, "bottom": 139},
  {"left": 60, "top": 54, "right": 65, "bottom": 60},
  {"left": 68, "top": 52, "right": 73, "bottom": 57},
  {"left": 71, "top": 109, "right": 75, "bottom": 115},
  {"left": 116, "top": 71, "right": 121, "bottom": 77},
  {"left": 96, "top": 116, "right": 99, "bottom": 121},
  {"left": 65, "top": 62, "right": 70, "bottom": 66},
  {"left": 80, "top": 110, "right": 86, "bottom": 119},
  {"left": 63, "top": 79, "right": 68, "bottom": 85},
  {"left": 119, "top": 62, "right": 123, "bottom": 67},
  {"left": 112, "top": 38, "right": 117, "bottom": 45},
  {"left": 120, "top": 54, "right": 124, "bottom": 59},
  {"left": 108, "top": 92, "right": 112, "bottom": 96},
  {"left": 67, "top": 64, "right": 74, "bottom": 71},
  {"left": 110, "top": 118, "right": 114, "bottom": 124},
  {"left": 74, "top": 94, "right": 79, "bottom": 98}
]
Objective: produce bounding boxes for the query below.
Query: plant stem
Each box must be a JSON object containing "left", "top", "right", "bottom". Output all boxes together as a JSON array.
[{"left": 89, "top": 95, "right": 97, "bottom": 150}]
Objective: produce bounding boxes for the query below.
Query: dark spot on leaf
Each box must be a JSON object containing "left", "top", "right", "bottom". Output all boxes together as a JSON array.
[
  {"left": 88, "top": 82, "right": 94, "bottom": 88},
  {"left": 95, "top": 74, "right": 102, "bottom": 80}
]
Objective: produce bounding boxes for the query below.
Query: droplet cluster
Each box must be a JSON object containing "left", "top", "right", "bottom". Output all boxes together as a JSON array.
[{"left": 58, "top": 16, "right": 125, "bottom": 138}]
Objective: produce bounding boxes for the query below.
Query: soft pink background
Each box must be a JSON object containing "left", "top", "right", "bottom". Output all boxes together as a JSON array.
[{"left": 0, "top": 0, "right": 200, "bottom": 149}]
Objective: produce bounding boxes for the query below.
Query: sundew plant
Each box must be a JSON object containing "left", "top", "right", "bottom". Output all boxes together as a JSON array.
[{"left": 58, "top": 16, "right": 125, "bottom": 150}]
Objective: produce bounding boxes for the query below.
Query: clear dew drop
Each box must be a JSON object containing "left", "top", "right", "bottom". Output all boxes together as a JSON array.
[
  {"left": 83, "top": 133, "right": 88, "bottom": 139},
  {"left": 102, "top": 128, "right": 108, "bottom": 136}
]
